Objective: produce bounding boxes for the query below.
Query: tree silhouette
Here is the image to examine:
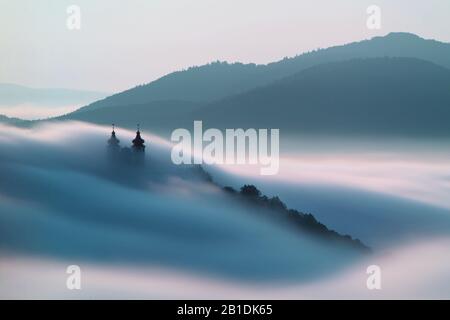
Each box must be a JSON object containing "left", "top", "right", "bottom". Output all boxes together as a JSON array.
[
  {"left": 240, "top": 185, "right": 261, "bottom": 198},
  {"left": 226, "top": 184, "right": 370, "bottom": 252}
]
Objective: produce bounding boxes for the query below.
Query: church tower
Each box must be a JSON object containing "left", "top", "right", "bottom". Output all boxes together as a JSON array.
[
  {"left": 106, "top": 124, "right": 146, "bottom": 165},
  {"left": 132, "top": 124, "right": 145, "bottom": 153},
  {"left": 131, "top": 124, "right": 146, "bottom": 165},
  {"left": 107, "top": 124, "right": 120, "bottom": 153}
]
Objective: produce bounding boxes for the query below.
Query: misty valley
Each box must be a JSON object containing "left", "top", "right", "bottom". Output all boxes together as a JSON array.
[{"left": 1, "top": 29, "right": 450, "bottom": 299}]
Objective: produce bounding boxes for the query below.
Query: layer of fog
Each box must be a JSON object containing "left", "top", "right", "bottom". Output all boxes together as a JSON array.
[
  {"left": 0, "top": 104, "right": 81, "bottom": 120},
  {"left": 204, "top": 136, "right": 450, "bottom": 248},
  {"left": 2, "top": 236, "right": 450, "bottom": 299},
  {"left": 2, "top": 121, "right": 449, "bottom": 298},
  {"left": 0, "top": 122, "right": 363, "bottom": 286},
  {"left": 0, "top": 84, "right": 108, "bottom": 120}
]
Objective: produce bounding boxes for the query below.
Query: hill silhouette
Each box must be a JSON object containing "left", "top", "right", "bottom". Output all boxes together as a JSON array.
[
  {"left": 189, "top": 57, "right": 450, "bottom": 136},
  {"left": 71, "top": 32, "right": 450, "bottom": 116},
  {"left": 60, "top": 100, "right": 199, "bottom": 131},
  {"left": 224, "top": 184, "right": 370, "bottom": 252},
  {"left": 63, "top": 57, "right": 450, "bottom": 137},
  {"left": 0, "top": 114, "right": 24, "bottom": 125},
  {"left": 0, "top": 83, "right": 107, "bottom": 107}
]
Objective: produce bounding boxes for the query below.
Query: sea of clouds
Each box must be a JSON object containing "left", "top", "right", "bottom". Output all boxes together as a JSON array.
[
  {"left": 1, "top": 121, "right": 450, "bottom": 298},
  {"left": 0, "top": 121, "right": 366, "bottom": 298}
]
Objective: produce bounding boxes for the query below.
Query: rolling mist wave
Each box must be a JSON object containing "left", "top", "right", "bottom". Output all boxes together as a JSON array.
[{"left": 0, "top": 122, "right": 364, "bottom": 290}]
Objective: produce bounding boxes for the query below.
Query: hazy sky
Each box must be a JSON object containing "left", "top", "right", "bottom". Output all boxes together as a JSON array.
[{"left": 1, "top": 0, "right": 449, "bottom": 93}]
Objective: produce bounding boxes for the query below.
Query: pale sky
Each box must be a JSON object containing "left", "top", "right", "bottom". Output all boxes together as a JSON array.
[{"left": 1, "top": 0, "right": 449, "bottom": 93}]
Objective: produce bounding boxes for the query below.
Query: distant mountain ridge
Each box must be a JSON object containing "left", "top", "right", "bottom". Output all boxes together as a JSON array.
[
  {"left": 0, "top": 114, "right": 24, "bottom": 125},
  {"left": 72, "top": 32, "right": 450, "bottom": 115},
  {"left": 0, "top": 83, "right": 108, "bottom": 107},
  {"left": 64, "top": 56, "right": 450, "bottom": 137},
  {"left": 188, "top": 57, "right": 450, "bottom": 136}
]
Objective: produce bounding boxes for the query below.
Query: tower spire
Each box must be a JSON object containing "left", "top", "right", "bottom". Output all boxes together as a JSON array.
[
  {"left": 107, "top": 123, "right": 120, "bottom": 152},
  {"left": 132, "top": 123, "right": 145, "bottom": 153}
]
